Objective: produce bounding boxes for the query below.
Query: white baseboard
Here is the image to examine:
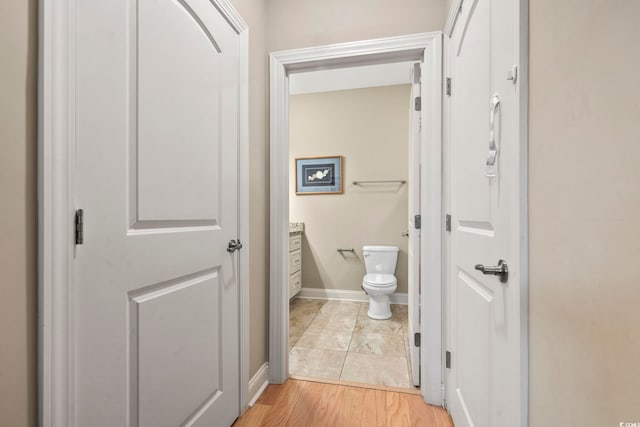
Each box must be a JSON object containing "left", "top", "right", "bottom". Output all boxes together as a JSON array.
[
  {"left": 247, "top": 362, "right": 269, "bottom": 407},
  {"left": 297, "top": 288, "right": 408, "bottom": 305}
]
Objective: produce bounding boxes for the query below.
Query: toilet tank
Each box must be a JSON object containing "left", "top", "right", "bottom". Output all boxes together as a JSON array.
[{"left": 362, "top": 246, "right": 399, "bottom": 274}]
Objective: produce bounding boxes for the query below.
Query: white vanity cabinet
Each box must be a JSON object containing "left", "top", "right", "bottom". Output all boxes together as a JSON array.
[{"left": 288, "top": 223, "right": 303, "bottom": 298}]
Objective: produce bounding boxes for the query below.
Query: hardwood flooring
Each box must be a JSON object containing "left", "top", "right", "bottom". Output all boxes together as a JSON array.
[{"left": 233, "top": 379, "right": 453, "bottom": 427}]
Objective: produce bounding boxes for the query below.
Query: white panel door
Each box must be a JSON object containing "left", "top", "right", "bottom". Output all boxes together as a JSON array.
[
  {"left": 448, "top": 0, "right": 523, "bottom": 425},
  {"left": 74, "top": 0, "right": 241, "bottom": 426},
  {"left": 407, "top": 62, "right": 422, "bottom": 387}
]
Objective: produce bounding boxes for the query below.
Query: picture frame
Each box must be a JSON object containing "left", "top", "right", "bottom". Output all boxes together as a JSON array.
[{"left": 295, "top": 156, "right": 344, "bottom": 195}]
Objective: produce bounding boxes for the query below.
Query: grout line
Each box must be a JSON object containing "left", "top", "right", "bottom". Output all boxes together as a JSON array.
[{"left": 338, "top": 310, "right": 358, "bottom": 381}]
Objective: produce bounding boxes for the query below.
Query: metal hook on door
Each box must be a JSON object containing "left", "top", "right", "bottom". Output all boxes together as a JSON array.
[{"left": 485, "top": 94, "right": 501, "bottom": 177}]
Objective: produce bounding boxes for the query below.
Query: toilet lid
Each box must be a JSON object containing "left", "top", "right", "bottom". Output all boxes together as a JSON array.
[{"left": 363, "top": 273, "right": 397, "bottom": 286}]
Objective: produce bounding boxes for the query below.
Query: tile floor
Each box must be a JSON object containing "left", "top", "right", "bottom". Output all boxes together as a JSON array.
[{"left": 288, "top": 298, "right": 415, "bottom": 389}]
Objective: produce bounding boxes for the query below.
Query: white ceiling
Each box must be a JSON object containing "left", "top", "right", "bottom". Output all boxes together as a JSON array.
[{"left": 289, "top": 61, "right": 416, "bottom": 95}]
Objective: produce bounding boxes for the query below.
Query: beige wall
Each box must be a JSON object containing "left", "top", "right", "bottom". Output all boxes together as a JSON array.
[
  {"left": 226, "top": 0, "right": 269, "bottom": 378},
  {"left": 290, "top": 85, "right": 411, "bottom": 294},
  {"left": 529, "top": 0, "right": 640, "bottom": 425},
  {"left": 0, "top": 1, "right": 38, "bottom": 426},
  {"left": 268, "top": 0, "right": 447, "bottom": 52},
  {"left": 445, "top": 0, "right": 455, "bottom": 17}
]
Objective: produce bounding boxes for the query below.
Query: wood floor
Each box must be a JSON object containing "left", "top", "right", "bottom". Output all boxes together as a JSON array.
[{"left": 233, "top": 378, "right": 453, "bottom": 427}]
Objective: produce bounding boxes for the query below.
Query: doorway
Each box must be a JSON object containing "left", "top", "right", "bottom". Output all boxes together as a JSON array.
[
  {"left": 287, "top": 70, "right": 415, "bottom": 389},
  {"left": 268, "top": 33, "right": 444, "bottom": 405}
]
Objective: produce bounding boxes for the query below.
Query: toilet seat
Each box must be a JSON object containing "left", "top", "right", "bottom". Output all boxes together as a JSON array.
[{"left": 363, "top": 273, "right": 397, "bottom": 287}]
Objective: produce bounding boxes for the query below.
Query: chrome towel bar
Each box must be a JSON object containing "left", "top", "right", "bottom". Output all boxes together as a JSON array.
[{"left": 352, "top": 180, "right": 406, "bottom": 185}]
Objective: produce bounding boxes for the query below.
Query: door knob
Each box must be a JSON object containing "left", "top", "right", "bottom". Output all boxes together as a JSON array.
[
  {"left": 227, "top": 239, "right": 243, "bottom": 253},
  {"left": 474, "top": 259, "right": 508, "bottom": 283}
]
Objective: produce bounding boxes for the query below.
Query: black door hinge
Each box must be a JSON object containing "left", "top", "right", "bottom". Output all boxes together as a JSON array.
[
  {"left": 445, "top": 214, "right": 451, "bottom": 232},
  {"left": 414, "top": 333, "right": 421, "bottom": 347},
  {"left": 75, "top": 209, "right": 84, "bottom": 245},
  {"left": 446, "top": 351, "right": 451, "bottom": 369},
  {"left": 414, "top": 96, "right": 421, "bottom": 111},
  {"left": 414, "top": 214, "right": 421, "bottom": 229},
  {"left": 446, "top": 77, "right": 452, "bottom": 96}
]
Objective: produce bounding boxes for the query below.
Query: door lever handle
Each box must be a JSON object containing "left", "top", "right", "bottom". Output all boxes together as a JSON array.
[
  {"left": 227, "top": 239, "right": 243, "bottom": 253},
  {"left": 474, "top": 259, "right": 508, "bottom": 283}
]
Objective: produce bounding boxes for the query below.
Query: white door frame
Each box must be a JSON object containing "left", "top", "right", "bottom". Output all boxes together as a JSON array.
[
  {"left": 443, "top": 0, "right": 529, "bottom": 423},
  {"left": 268, "top": 32, "right": 444, "bottom": 405},
  {"left": 38, "top": 1, "right": 250, "bottom": 425}
]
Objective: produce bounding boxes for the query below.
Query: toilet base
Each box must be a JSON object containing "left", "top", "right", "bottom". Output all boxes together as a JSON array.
[{"left": 367, "top": 294, "right": 392, "bottom": 320}]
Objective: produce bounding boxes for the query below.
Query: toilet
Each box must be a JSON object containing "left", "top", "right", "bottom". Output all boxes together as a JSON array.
[{"left": 362, "top": 245, "right": 399, "bottom": 320}]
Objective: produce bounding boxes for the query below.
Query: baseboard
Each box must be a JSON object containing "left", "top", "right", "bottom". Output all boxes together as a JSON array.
[
  {"left": 247, "top": 362, "right": 269, "bottom": 407},
  {"left": 297, "top": 288, "right": 408, "bottom": 305}
]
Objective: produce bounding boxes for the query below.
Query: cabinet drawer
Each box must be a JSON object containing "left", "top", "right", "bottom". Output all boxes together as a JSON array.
[
  {"left": 289, "top": 270, "right": 302, "bottom": 297},
  {"left": 289, "top": 234, "right": 302, "bottom": 251},
  {"left": 288, "top": 249, "right": 302, "bottom": 273}
]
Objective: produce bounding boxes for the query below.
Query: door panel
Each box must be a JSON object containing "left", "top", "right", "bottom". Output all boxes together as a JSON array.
[
  {"left": 448, "top": 0, "right": 522, "bottom": 425},
  {"left": 75, "top": 0, "right": 241, "bottom": 425},
  {"left": 455, "top": 269, "right": 491, "bottom": 426},
  {"left": 133, "top": 270, "right": 222, "bottom": 427},
  {"left": 136, "top": 0, "right": 233, "bottom": 223}
]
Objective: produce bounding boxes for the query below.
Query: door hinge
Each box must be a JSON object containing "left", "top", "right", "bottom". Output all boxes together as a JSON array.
[
  {"left": 75, "top": 209, "right": 84, "bottom": 245},
  {"left": 507, "top": 65, "right": 518, "bottom": 84},
  {"left": 446, "top": 77, "right": 452, "bottom": 96},
  {"left": 414, "top": 333, "right": 421, "bottom": 347},
  {"left": 445, "top": 214, "right": 451, "bottom": 232},
  {"left": 413, "top": 63, "right": 422, "bottom": 84},
  {"left": 446, "top": 351, "right": 451, "bottom": 369},
  {"left": 414, "top": 96, "right": 421, "bottom": 111},
  {"left": 414, "top": 214, "right": 421, "bottom": 229}
]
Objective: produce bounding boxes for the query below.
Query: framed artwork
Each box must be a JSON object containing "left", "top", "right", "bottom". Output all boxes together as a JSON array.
[{"left": 295, "top": 156, "right": 343, "bottom": 195}]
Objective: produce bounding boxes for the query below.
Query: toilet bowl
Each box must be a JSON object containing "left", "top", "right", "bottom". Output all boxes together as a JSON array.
[{"left": 362, "top": 246, "right": 399, "bottom": 320}]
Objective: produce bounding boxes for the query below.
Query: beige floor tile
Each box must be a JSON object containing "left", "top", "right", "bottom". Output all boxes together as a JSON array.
[
  {"left": 295, "top": 328, "right": 352, "bottom": 351},
  {"left": 340, "top": 352, "right": 411, "bottom": 388},
  {"left": 401, "top": 319, "right": 409, "bottom": 334},
  {"left": 353, "top": 313, "right": 403, "bottom": 336},
  {"left": 358, "top": 303, "right": 369, "bottom": 317},
  {"left": 288, "top": 298, "right": 413, "bottom": 389},
  {"left": 289, "top": 347, "right": 346, "bottom": 379},
  {"left": 319, "top": 300, "right": 362, "bottom": 315},
  {"left": 289, "top": 310, "right": 318, "bottom": 330},
  {"left": 348, "top": 332, "right": 406, "bottom": 357},
  {"left": 289, "top": 321, "right": 308, "bottom": 349},
  {"left": 407, "top": 352, "right": 415, "bottom": 386},
  {"left": 391, "top": 304, "right": 408, "bottom": 316},
  {"left": 305, "top": 311, "right": 358, "bottom": 333},
  {"left": 403, "top": 332, "right": 411, "bottom": 358},
  {"left": 290, "top": 298, "right": 325, "bottom": 315}
]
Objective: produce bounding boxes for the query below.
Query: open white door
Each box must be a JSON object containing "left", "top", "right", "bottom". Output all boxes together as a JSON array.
[
  {"left": 447, "top": 0, "right": 525, "bottom": 425},
  {"left": 72, "top": 1, "right": 243, "bottom": 425},
  {"left": 407, "top": 62, "right": 422, "bottom": 387}
]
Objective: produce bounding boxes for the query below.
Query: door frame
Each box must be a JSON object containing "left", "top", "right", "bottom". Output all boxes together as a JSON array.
[
  {"left": 443, "top": 0, "right": 529, "bottom": 423},
  {"left": 38, "top": 1, "right": 250, "bottom": 425},
  {"left": 268, "top": 32, "right": 444, "bottom": 405}
]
